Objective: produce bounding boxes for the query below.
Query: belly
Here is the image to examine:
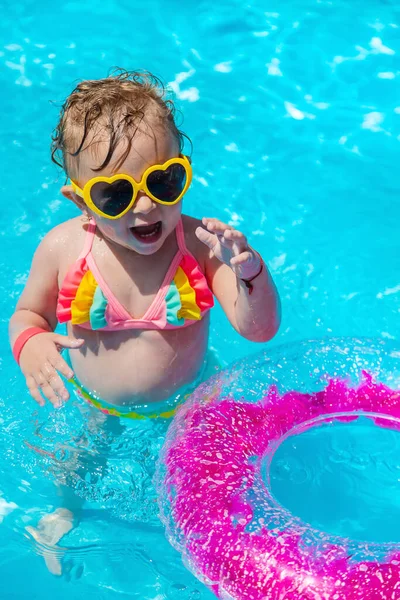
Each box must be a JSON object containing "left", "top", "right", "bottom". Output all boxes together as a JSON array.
[{"left": 67, "top": 316, "right": 210, "bottom": 406}]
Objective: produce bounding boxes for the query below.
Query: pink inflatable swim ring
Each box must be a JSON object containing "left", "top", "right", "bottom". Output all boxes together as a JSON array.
[{"left": 156, "top": 339, "right": 400, "bottom": 600}]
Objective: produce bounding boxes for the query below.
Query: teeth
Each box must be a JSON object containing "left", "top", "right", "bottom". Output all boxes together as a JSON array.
[{"left": 134, "top": 222, "right": 161, "bottom": 239}]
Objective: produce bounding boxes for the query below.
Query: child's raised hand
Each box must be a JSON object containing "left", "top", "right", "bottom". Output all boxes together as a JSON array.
[
  {"left": 195, "top": 218, "right": 262, "bottom": 281},
  {"left": 19, "top": 333, "right": 84, "bottom": 408}
]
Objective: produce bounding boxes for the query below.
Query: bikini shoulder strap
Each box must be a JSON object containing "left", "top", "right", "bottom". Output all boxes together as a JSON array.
[
  {"left": 176, "top": 218, "right": 189, "bottom": 254},
  {"left": 78, "top": 218, "right": 97, "bottom": 259}
]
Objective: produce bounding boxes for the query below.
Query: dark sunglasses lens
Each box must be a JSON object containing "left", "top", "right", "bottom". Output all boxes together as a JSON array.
[
  {"left": 147, "top": 164, "right": 187, "bottom": 203},
  {"left": 90, "top": 180, "right": 134, "bottom": 216}
]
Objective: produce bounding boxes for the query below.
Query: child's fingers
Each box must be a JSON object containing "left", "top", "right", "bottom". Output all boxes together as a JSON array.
[
  {"left": 34, "top": 371, "right": 63, "bottom": 408},
  {"left": 54, "top": 334, "right": 85, "bottom": 350},
  {"left": 195, "top": 226, "right": 217, "bottom": 249},
  {"left": 223, "top": 231, "right": 248, "bottom": 256},
  {"left": 203, "top": 221, "right": 247, "bottom": 254},
  {"left": 26, "top": 375, "right": 45, "bottom": 407},
  {"left": 203, "top": 218, "right": 232, "bottom": 235},
  {"left": 224, "top": 229, "right": 247, "bottom": 246},
  {"left": 43, "top": 362, "right": 70, "bottom": 401},
  {"left": 50, "top": 353, "right": 74, "bottom": 380},
  {"left": 230, "top": 250, "right": 255, "bottom": 266},
  {"left": 218, "top": 236, "right": 239, "bottom": 254}
]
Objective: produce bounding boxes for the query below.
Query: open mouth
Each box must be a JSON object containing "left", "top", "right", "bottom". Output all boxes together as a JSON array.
[{"left": 130, "top": 221, "right": 162, "bottom": 244}]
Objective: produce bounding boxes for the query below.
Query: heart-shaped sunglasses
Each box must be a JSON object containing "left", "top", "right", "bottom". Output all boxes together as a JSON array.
[{"left": 71, "top": 155, "right": 192, "bottom": 220}]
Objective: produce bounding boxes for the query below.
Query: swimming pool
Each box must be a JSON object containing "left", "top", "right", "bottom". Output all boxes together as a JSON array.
[{"left": 0, "top": 0, "right": 399, "bottom": 597}]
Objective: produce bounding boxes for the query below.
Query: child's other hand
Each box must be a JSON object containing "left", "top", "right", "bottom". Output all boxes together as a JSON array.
[
  {"left": 196, "top": 218, "right": 262, "bottom": 280},
  {"left": 19, "top": 333, "right": 84, "bottom": 408}
]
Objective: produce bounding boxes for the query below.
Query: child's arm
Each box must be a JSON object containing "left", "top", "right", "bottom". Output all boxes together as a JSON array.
[
  {"left": 196, "top": 218, "right": 281, "bottom": 342},
  {"left": 9, "top": 230, "right": 83, "bottom": 407}
]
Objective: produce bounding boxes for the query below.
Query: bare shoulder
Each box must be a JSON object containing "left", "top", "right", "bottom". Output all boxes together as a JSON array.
[
  {"left": 36, "top": 216, "right": 89, "bottom": 269},
  {"left": 181, "top": 214, "right": 208, "bottom": 266},
  {"left": 40, "top": 217, "right": 87, "bottom": 253},
  {"left": 17, "top": 217, "right": 88, "bottom": 314},
  {"left": 40, "top": 216, "right": 87, "bottom": 247}
]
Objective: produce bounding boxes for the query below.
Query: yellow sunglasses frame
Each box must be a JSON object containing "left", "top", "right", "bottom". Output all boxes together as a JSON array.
[{"left": 70, "top": 155, "right": 192, "bottom": 220}]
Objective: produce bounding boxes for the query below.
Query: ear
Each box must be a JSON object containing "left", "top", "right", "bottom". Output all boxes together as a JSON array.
[{"left": 61, "top": 184, "right": 86, "bottom": 212}]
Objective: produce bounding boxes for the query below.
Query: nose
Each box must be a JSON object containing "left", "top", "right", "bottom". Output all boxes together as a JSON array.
[{"left": 133, "top": 191, "right": 156, "bottom": 214}]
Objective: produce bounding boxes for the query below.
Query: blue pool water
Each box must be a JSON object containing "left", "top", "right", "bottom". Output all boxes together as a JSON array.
[
  {"left": 1, "top": 0, "right": 400, "bottom": 598},
  {"left": 270, "top": 416, "right": 400, "bottom": 545}
]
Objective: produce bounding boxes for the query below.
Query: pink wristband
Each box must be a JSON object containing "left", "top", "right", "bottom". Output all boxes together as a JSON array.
[{"left": 13, "top": 327, "right": 48, "bottom": 365}]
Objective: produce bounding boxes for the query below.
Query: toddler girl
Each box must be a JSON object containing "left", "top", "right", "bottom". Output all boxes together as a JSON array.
[{"left": 9, "top": 69, "right": 280, "bottom": 571}]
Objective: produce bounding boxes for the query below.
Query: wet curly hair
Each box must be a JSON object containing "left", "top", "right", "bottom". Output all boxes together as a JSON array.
[{"left": 51, "top": 68, "right": 190, "bottom": 178}]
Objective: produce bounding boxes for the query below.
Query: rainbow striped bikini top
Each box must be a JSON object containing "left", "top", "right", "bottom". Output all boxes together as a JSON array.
[{"left": 56, "top": 219, "right": 214, "bottom": 331}]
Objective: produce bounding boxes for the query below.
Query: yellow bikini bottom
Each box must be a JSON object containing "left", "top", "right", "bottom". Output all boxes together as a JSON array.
[{"left": 69, "top": 376, "right": 184, "bottom": 420}]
